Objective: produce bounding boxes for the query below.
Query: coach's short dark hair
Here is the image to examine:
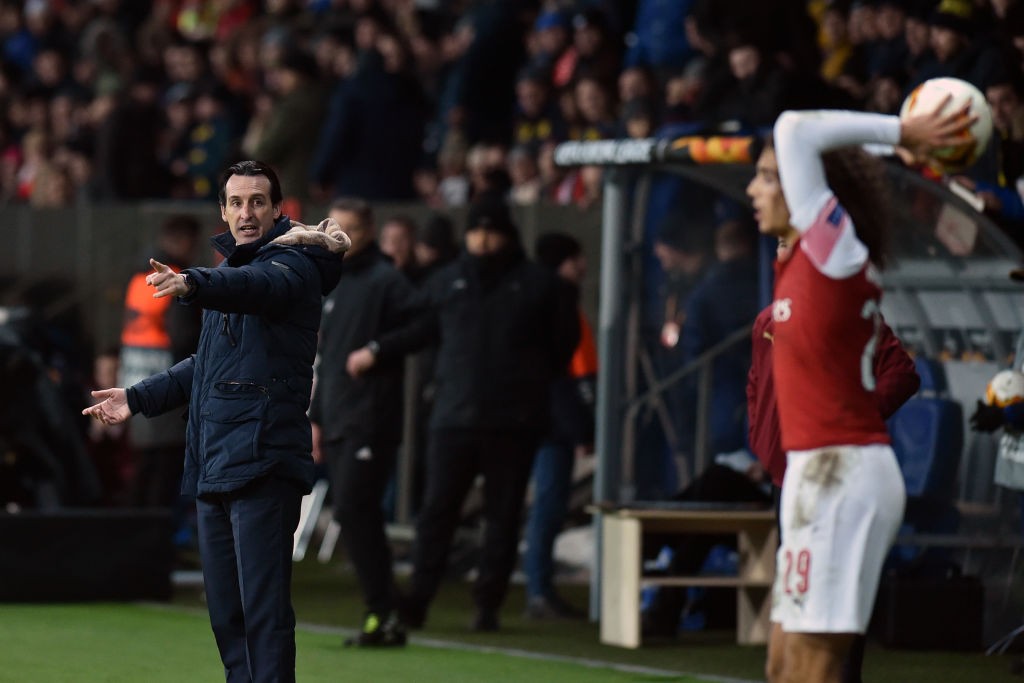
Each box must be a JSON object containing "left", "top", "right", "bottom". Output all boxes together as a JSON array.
[{"left": 218, "top": 160, "right": 283, "bottom": 206}]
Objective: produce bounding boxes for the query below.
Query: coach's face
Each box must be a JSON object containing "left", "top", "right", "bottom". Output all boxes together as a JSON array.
[
  {"left": 220, "top": 174, "right": 280, "bottom": 245},
  {"left": 746, "top": 148, "right": 792, "bottom": 238}
]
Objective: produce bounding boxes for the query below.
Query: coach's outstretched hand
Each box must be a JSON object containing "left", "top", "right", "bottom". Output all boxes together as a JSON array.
[
  {"left": 969, "top": 399, "right": 1004, "bottom": 432},
  {"left": 83, "top": 387, "right": 131, "bottom": 425}
]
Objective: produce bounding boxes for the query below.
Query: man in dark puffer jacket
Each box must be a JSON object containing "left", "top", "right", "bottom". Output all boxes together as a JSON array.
[
  {"left": 352, "top": 192, "right": 580, "bottom": 632},
  {"left": 83, "top": 161, "right": 347, "bottom": 683}
]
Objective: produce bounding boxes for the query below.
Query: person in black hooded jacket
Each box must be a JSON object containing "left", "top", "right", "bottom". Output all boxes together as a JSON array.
[
  {"left": 308, "top": 197, "right": 423, "bottom": 647},
  {"left": 83, "top": 161, "right": 348, "bottom": 683},
  {"left": 350, "top": 192, "right": 579, "bottom": 632}
]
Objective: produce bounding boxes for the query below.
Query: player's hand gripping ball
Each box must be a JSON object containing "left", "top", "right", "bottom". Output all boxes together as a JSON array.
[{"left": 899, "top": 77, "right": 993, "bottom": 173}]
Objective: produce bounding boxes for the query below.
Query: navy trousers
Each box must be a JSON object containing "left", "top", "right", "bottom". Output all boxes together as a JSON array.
[{"left": 196, "top": 476, "right": 303, "bottom": 683}]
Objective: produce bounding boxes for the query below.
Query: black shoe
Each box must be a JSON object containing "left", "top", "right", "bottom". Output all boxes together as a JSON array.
[
  {"left": 396, "top": 595, "right": 427, "bottom": 630},
  {"left": 471, "top": 607, "right": 500, "bottom": 632},
  {"left": 345, "top": 612, "right": 407, "bottom": 647},
  {"left": 523, "top": 595, "right": 586, "bottom": 620}
]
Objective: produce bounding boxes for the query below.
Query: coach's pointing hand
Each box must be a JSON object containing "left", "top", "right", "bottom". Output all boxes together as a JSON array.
[{"left": 147, "top": 259, "right": 190, "bottom": 298}]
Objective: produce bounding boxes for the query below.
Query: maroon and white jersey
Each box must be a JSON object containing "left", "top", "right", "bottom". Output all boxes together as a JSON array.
[{"left": 770, "top": 111, "right": 901, "bottom": 452}]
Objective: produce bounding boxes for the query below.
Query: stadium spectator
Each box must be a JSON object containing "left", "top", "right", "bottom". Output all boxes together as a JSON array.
[
  {"left": 950, "top": 71, "right": 1024, "bottom": 247},
  {"left": 508, "top": 144, "right": 544, "bottom": 205},
  {"left": 563, "top": 9, "right": 620, "bottom": 89},
  {"left": 624, "top": 0, "right": 696, "bottom": 81},
  {"left": 703, "top": 39, "right": 789, "bottom": 132},
  {"left": 249, "top": 46, "right": 326, "bottom": 204},
  {"left": 83, "top": 160, "right": 347, "bottom": 682},
  {"left": 617, "top": 64, "right": 658, "bottom": 114},
  {"left": 310, "top": 32, "right": 427, "bottom": 202},
  {"left": 910, "top": 0, "right": 1001, "bottom": 90},
  {"left": 512, "top": 67, "right": 565, "bottom": 149},
  {"left": 92, "top": 72, "right": 169, "bottom": 199},
  {"left": 526, "top": 9, "right": 572, "bottom": 86},
  {"left": 572, "top": 74, "right": 617, "bottom": 140}
]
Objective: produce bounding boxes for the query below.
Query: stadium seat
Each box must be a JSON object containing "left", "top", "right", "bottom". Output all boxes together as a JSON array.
[
  {"left": 887, "top": 356, "right": 963, "bottom": 501},
  {"left": 885, "top": 356, "right": 964, "bottom": 568}
]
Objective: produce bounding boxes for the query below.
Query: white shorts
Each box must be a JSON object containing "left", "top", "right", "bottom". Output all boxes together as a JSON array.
[{"left": 770, "top": 444, "right": 905, "bottom": 634}]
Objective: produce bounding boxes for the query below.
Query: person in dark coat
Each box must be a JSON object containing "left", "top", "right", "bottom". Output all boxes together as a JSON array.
[
  {"left": 310, "top": 36, "right": 427, "bottom": 201},
  {"left": 678, "top": 219, "right": 760, "bottom": 456},
  {"left": 308, "top": 197, "right": 423, "bottom": 647},
  {"left": 351, "top": 192, "right": 580, "bottom": 632},
  {"left": 83, "top": 161, "right": 348, "bottom": 683}
]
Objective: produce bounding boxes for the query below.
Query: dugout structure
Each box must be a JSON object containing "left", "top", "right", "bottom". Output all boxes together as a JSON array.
[{"left": 554, "top": 135, "right": 1024, "bottom": 621}]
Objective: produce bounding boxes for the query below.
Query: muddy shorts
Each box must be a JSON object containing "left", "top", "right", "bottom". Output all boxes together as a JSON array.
[{"left": 770, "top": 444, "right": 906, "bottom": 633}]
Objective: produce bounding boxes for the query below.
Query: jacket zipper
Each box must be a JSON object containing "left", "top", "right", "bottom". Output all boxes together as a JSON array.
[{"left": 221, "top": 313, "right": 237, "bottom": 347}]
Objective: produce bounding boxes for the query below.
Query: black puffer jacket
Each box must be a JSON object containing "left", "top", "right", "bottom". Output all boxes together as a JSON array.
[
  {"left": 127, "top": 216, "right": 344, "bottom": 496},
  {"left": 309, "top": 243, "right": 423, "bottom": 443},
  {"left": 379, "top": 247, "right": 579, "bottom": 433}
]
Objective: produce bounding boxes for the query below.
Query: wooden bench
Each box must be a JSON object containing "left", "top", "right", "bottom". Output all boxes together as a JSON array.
[{"left": 593, "top": 505, "right": 777, "bottom": 648}]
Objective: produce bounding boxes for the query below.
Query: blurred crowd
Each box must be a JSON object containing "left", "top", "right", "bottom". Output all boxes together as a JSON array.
[{"left": 1, "top": 0, "right": 1022, "bottom": 217}]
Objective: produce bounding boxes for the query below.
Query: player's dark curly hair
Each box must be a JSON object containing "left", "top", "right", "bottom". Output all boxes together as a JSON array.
[
  {"left": 822, "top": 147, "right": 891, "bottom": 269},
  {"left": 763, "top": 137, "right": 891, "bottom": 269}
]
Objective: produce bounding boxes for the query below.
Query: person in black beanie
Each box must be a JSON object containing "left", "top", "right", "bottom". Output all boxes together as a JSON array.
[{"left": 352, "top": 192, "right": 580, "bottom": 631}]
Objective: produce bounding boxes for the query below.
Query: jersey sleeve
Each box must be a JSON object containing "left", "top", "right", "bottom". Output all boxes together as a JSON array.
[
  {"left": 774, "top": 110, "right": 902, "bottom": 230},
  {"left": 773, "top": 110, "right": 902, "bottom": 279}
]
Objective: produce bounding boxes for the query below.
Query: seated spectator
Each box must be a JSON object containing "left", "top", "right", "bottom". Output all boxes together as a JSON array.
[
  {"left": 870, "top": 0, "right": 910, "bottom": 82},
  {"left": 703, "top": 39, "right": 788, "bottom": 131},
  {"left": 563, "top": 9, "right": 619, "bottom": 88},
  {"left": 910, "top": 0, "right": 1001, "bottom": 91},
  {"left": 620, "top": 97, "right": 655, "bottom": 139},
  {"left": 527, "top": 9, "right": 572, "bottom": 86},
  {"left": 618, "top": 64, "right": 658, "bottom": 115},
  {"left": 251, "top": 46, "right": 326, "bottom": 204},
  {"left": 864, "top": 70, "right": 905, "bottom": 115},
  {"left": 571, "top": 74, "right": 617, "bottom": 140},
  {"left": 508, "top": 144, "right": 543, "bottom": 205},
  {"left": 436, "top": 130, "right": 471, "bottom": 207},
  {"left": 661, "top": 60, "right": 707, "bottom": 125},
  {"left": 513, "top": 67, "right": 565, "bottom": 148},
  {"left": 818, "top": 2, "right": 868, "bottom": 103},
  {"left": 950, "top": 73, "right": 1024, "bottom": 247}
]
